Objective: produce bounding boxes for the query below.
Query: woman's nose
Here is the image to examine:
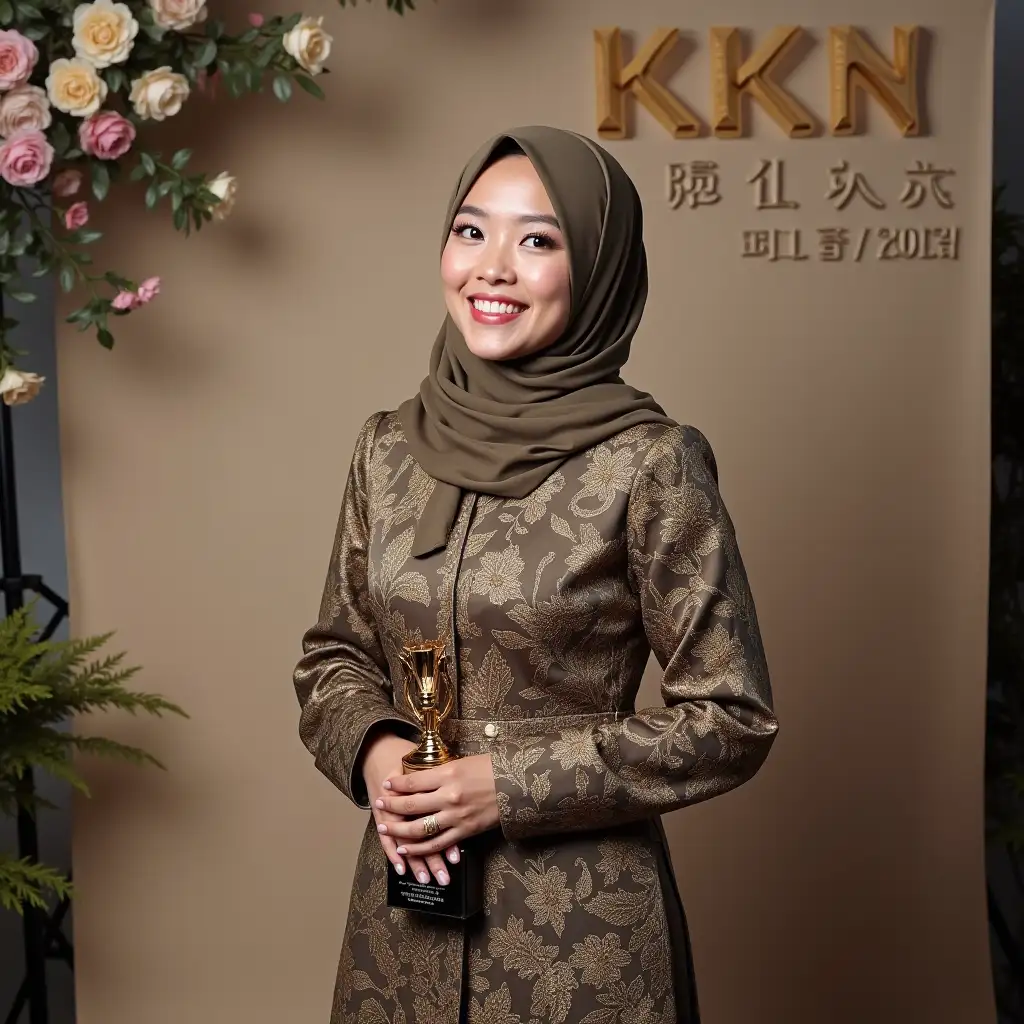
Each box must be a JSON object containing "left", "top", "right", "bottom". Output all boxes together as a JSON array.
[{"left": 477, "top": 241, "right": 516, "bottom": 285}]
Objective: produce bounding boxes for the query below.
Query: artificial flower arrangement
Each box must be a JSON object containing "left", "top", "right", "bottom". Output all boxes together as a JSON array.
[
  {"left": 0, "top": 0, "right": 416, "bottom": 918},
  {"left": 0, "top": 0, "right": 346, "bottom": 406}
]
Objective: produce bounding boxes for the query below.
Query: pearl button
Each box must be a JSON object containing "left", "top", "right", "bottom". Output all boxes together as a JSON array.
[{"left": 483, "top": 723, "right": 498, "bottom": 738}]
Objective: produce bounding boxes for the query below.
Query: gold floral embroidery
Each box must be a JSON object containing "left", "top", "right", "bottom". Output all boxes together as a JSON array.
[
  {"left": 569, "top": 444, "right": 637, "bottom": 518},
  {"left": 472, "top": 545, "right": 527, "bottom": 605},
  {"left": 293, "top": 412, "right": 777, "bottom": 1024}
]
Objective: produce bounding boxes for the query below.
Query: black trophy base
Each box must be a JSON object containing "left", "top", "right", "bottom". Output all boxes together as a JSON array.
[{"left": 386, "top": 841, "right": 484, "bottom": 920}]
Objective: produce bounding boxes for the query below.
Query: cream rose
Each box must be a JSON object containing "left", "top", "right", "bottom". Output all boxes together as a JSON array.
[
  {"left": 128, "top": 66, "right": 189, "bottom": 120},
  {"left": 147, "top": 0, "right": 207, "bottom": 32},
  {"left": 0, "top": 85, "right": 51, "bottom": 137},
  {"left": 72, "top": 0, "right": 138, "bottom": 68},
  {"left": 46, "top": 58, "right": 108, "bottom": 117},
  {"left": 282, "top": 15, "right": 332, "bottom": 75},
  {"left": 0, "top": 367, "right": 45, "bottom": 406},
  {"left": 207, "top": 171, "right": 237, "bottom": 221}
]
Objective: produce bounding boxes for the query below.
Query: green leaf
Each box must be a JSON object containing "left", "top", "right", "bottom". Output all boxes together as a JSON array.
[
  {"left": 6, "top": 290, "right": 36, "bottom": 304},
  {"left": 295, "top": 75, "right": 325, "bottom": 100},
  {"left": 141, "top": 152, "right": 157, "bottom": 176},
  {"left": 0, "top": 855, "right": 73, "bottom": 916},
  {"left": 13, "top": 1, "right": 42, "bottom": 19},
  {"left": 0, "top": 232, "right": 9, "bottom": 256},
  {"left": 206, "top": 18, "right": 224, "bottom": 38},
  {"left": 77, "top": 229, "right": 104, "bottom": 244},
  {"left": 51, "top": 121, "right": 71, "bottom": 155},
  {"left": 59, "top": 266, "right": 75, "bottom": 294},
  {"left": 144, "top": 182, "right": 159, "bottom": 209},
  {"left": 272, "top": 75, "right": 292, "bottom": 102},
  {"left": 172, "top": 206, "right": 187, "bottom": 232},
  {"left": 9, "top": 232, "right": 31, "bottom": 257},
  {"left": 0, "top": 0, "right": 13, "bottom": 21},
  {"left": 91, "top": 161, "right": 110, "bottom": 201},
  {"left": 193, "top": 38, "right": 217, "bottom": 67},
  {"left": 129, "top": 163, "right": 149, "bottom": 182},
  {"left": 96, "top": 328, "right": 114, "bottom": 349},
  {"left": 105, "top": 67, "right": 126, "bottom": 93},
  {"left": 171, "top": 148, "right": 192, "bottom": 171}
]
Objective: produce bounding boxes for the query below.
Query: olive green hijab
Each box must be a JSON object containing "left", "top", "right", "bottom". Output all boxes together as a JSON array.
[{"left": 399, "top": 125, "right": 675, "bottom": 558}]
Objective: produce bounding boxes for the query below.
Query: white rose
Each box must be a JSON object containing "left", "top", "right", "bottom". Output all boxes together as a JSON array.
[
  {"left": 207, "top": 171, "right": 237, "bottom": 221},
  {"left": 72, "top": 0, "right": 139, "bottom": 68},
  {"left": 0, "top": 367, "right": 45, "bottom": 406},
  {"left": 282, "top": 15, "right": 332, "bottom": 76},
  {"left": 147, "top": 0, "right": 207, "bottom": 32},
  {"left": 0, "top": 85, "right": 51, "bottom": 137},
  {"left": 129, "top": 67, "right": 190, "bottom": 121},
  {"left": 45, "top": 58, "right": 108, "bottom": 117}
]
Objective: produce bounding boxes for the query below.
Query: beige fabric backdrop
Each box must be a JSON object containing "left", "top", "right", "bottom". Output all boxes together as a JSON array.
[{"left": 60, "top": 1, "right": 995, "bottom": 1021}]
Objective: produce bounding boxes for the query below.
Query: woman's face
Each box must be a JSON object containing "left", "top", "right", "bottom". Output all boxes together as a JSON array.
[{"left": 441, "top": 154, "right": 571, "bottom": 362}]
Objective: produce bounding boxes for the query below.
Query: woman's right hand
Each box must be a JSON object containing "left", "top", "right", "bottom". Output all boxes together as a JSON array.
[{"left": 360, "top": 729, "right": 459, "bottom": 887}]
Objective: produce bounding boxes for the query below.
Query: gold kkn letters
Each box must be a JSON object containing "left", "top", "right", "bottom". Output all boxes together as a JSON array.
[{"left": 594, "top": 26, "right": 920, "bottom": 139}]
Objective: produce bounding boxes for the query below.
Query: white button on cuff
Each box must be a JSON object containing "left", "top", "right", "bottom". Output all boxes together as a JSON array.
[{"left": 483, "top": 723, "right": 498, "bottom": 738}]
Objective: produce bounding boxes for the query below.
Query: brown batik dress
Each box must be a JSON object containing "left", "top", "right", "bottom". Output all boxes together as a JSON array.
[{"left": 293, "top": 410, "right": 778, "bottom": 1024}]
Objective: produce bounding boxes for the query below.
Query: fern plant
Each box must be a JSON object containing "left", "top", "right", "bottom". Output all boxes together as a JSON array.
[{"left": 0, "top": 600, "right": 186, "bottom": 915}]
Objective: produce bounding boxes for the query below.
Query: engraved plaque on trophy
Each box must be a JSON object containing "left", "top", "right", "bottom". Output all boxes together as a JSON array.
[{"left": 385, "top": 639, "right": 484, "bottom": 919}]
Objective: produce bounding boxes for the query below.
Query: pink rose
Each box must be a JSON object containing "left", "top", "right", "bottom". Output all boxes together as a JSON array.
[
  {"left": 0, "top": 30, "right": 39, "bottom": 92},
  {"left": 79, "top": 110, "right": 135, "bottom": 161},
  {"left": 112, "top": 290, "right": 139, "bottom": 311},
  {"left": 0, "top": 129, "right": 54, "bottom": 187},
  {"left": 0, "top": 85, "right": 51, "bottom": 137},
  {"left": 248, "top": 12, "right": 264, "bottom": 26},
  {"left": 136, "top": 276, "right": 160, "bottom": 304},
  {"left": 52, "top": 168, "right": 83, "bottom": 197},
  {"left": 64, "top": 201, "right": 88, "bottom": 230}
]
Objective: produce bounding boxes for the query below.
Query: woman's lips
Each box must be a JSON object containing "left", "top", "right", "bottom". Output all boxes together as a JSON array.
[{"left": 468, "top": 299, "right": 526, "bottom": 326}]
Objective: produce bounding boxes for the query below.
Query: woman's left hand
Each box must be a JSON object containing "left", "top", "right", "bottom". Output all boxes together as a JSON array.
[{"left": 373, "top": 754, "right": 500, "bottom": 857}]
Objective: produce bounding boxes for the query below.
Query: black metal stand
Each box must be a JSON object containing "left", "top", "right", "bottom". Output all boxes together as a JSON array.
[{"left": 1, "top": 289, "right": 74, "bottom": 1024}]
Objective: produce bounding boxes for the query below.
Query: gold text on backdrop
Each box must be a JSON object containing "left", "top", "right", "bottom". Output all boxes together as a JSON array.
[{"left": 594, "top": 26, "right": 922, "bottom": 139}]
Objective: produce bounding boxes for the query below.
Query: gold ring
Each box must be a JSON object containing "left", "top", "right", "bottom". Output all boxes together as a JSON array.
[{"left": 422, "top": 814, "right": 440, "bottom": 838}]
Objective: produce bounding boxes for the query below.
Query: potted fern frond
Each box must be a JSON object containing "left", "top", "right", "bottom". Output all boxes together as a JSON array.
[{"left": 0, "top": 599, "right": 186, "bottom": 915}]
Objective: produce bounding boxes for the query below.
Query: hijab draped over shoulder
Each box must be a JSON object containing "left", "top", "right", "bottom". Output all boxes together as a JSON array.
[{"left": 398, "top": 125, "right": 676, "bottom": 558}]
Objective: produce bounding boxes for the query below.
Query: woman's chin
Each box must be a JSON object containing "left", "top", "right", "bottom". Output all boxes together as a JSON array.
[{"left": 464, "top": 333, "right": 527, "bottom": 362}]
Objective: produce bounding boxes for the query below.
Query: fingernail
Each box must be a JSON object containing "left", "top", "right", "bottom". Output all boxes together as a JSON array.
[
  {"left": 383, "top": 780, "right": 392, "bottom": 789},
  {"left": 438, "top": 871, "right": 449, "bottom": 885},
  {"left": 377, "top": 824, "right": 387, "bottom": 833},
  {"left": 417, "top": 872, "right": 429, "bottom": 884},
  {"left": 394, "top": 862, "right": 405, "bottom": 875},
  {"left": 448, "top": 849, "right": 460, "bottom": 864},
  {"left": 374, "top": 799, "right": 384, "bottom": 809},
  {"left": 397, "top": 846, "right": 407, "bottom": 854}
]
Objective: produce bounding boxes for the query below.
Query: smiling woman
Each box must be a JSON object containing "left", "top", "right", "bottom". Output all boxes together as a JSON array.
[
  {"left": 441, "top": 146, "right": 572, "bottom": 360},
  {"left": 292, "top": 125, "right": 778, "bottom": 1024}
]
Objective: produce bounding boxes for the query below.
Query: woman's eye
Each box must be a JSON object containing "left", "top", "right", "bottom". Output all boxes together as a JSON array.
[
  {"left": 453, "top": 223, "right": 482, "bottom": 240},
  {"left": 523, "top": 233, "right": 555, "bottom": 249}
]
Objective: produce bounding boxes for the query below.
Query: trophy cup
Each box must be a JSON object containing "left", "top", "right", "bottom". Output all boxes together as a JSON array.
[{"left": 385, "top": 639, "right": 484, "bottom": 919}]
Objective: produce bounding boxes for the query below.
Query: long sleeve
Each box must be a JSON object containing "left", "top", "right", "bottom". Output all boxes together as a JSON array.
[
  {"left": 488, "top": 425, "right": 779, "bottom": 842},
  {"left": 293, "top": 410, "right": 419, "bottom": 810}
]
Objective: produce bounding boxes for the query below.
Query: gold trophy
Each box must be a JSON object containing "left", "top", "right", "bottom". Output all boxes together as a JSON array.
[
  {"left": 385, "top": 638, "right": 483, "bottom": 919},
  {"left": 398, "top": 640, "right": 455, "bottom": 773}
]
